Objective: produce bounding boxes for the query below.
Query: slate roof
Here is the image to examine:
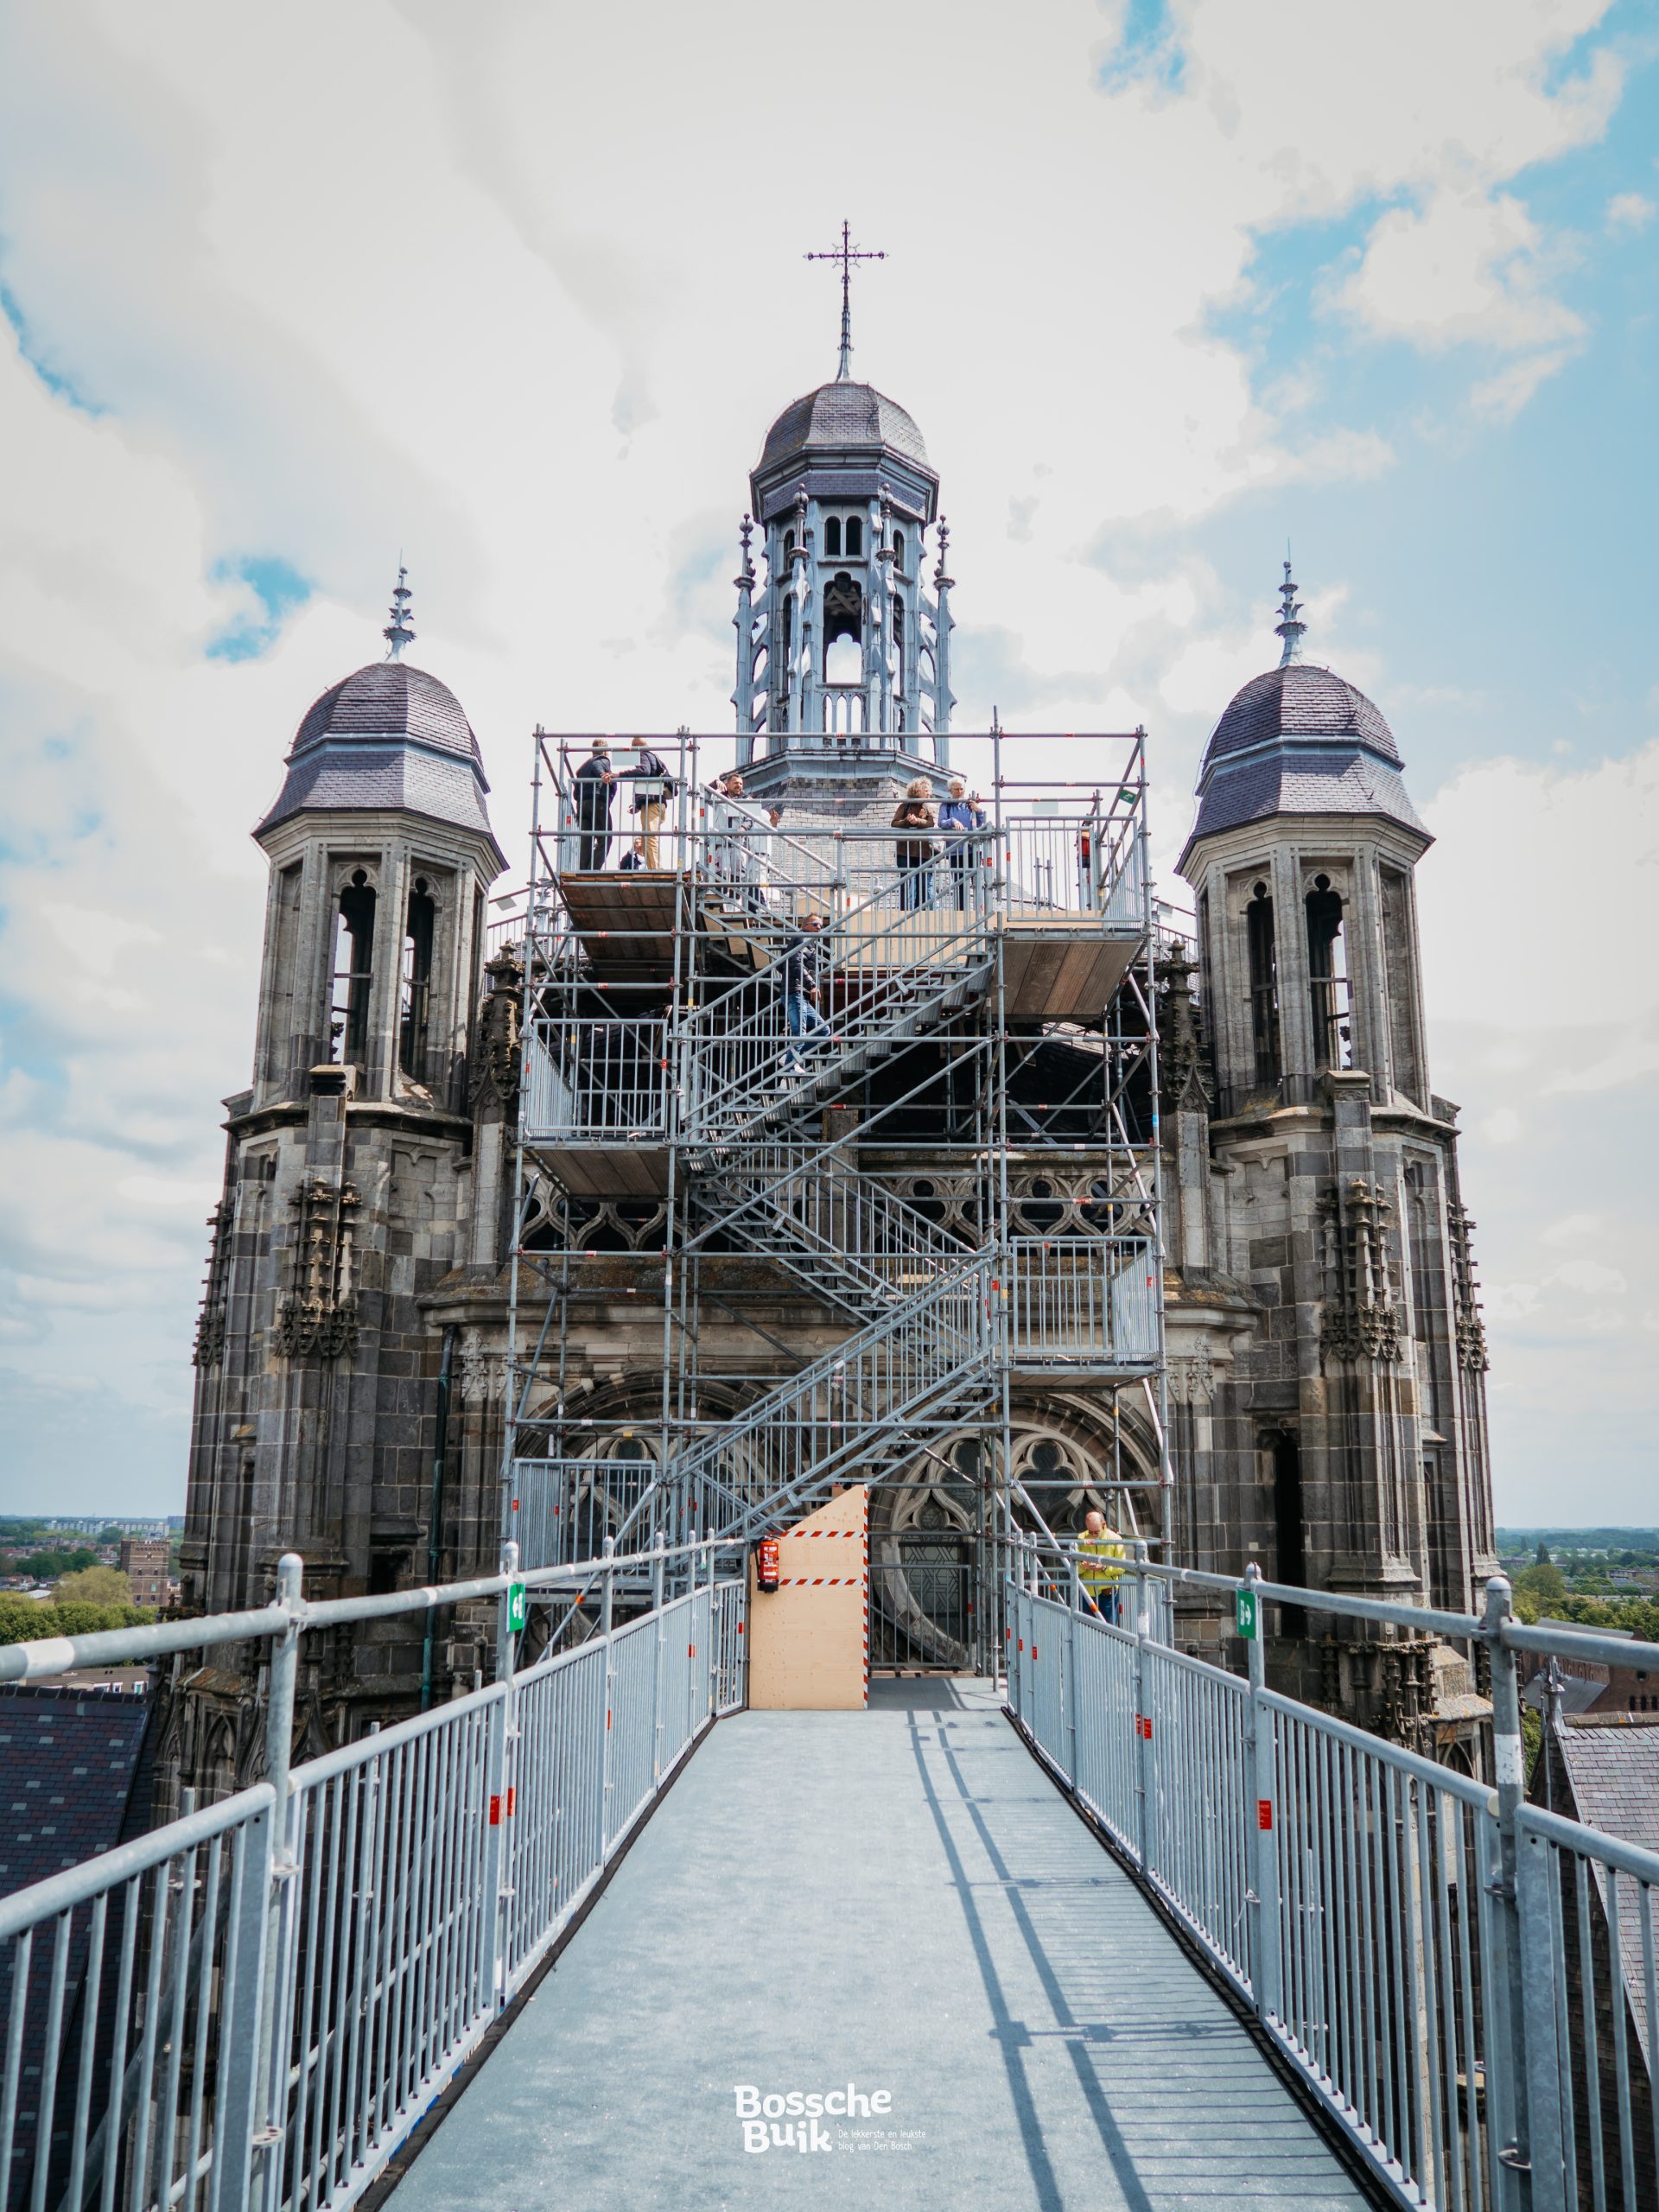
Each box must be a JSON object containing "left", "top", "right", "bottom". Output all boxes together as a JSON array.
[
  {"left": 1206, "top": 664, "right": 1402, "bottom": 766},
  {"left": 1523, "top": 1671, "right": 1606, "bottom": 1716},
  {"left": 759, "top": 381, "right": 931, "bottom": 472},
  {"left": 0, "top": 1683, "right": 151, "bottom": 1897},
  {"left": 1549, "top": 1716, "right": 1659, "bottom": 2064},
  {"left": 256, "top": 660, "right": 504, "bottom": 862},
  {"left": 293, "top": 662, "right": 480, "bottom": 761},
  {"left": 1179, "top": 660, "right": 1427, "bottom": 868}
]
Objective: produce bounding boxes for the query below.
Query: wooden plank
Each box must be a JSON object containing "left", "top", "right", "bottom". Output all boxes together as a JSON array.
[
  {"left": 747, "top": 1485, "right": 868, "bottom": 1712},
  {"left": 1001, "top": 929, "right": 1135, "bottom": 1022},
  {"left": 545, "top": 1147, "right": 670, "bottom": 1198}
]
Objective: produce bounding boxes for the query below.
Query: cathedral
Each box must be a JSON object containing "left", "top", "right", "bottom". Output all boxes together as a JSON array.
[{"left": 162, "top": 287, "right": 1497, "bottom": 1806}]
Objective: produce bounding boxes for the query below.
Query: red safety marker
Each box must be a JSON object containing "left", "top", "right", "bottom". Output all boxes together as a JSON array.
[
  {"left": 488, "top": 1795, "right": 502, "bottom": 1826},
  {"left": 507, "top": 1787, "right": 517, "bottom": 1818},
  {"left": 1257, "top": 1799, "right": 1274, "bottom": 1832}
]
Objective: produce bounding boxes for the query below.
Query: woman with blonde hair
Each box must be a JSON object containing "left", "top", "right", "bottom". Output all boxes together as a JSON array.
[{"left": 891, "top": 777, "right": 937, "bottom": 912}]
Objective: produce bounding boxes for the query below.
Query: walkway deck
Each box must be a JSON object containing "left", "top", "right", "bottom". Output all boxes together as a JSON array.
[{"left": 386, "top": 1681, "right": 1372, "bottom": 2211}]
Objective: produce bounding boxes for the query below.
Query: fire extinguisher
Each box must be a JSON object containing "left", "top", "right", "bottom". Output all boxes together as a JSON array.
[{"left": 756, "top": 1538, "right": 780, "bottom": 1593}]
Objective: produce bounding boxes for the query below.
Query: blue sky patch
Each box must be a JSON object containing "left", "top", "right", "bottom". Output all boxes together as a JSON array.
[
  {"left": 1096, "top": 0, "right": 1185, "bottom": 95},
  {"left": 207, "top": 556, "right": 314, "bottom": 662},
  {"left": 0, "top": 278, "right": 105, "bottom": 416}
]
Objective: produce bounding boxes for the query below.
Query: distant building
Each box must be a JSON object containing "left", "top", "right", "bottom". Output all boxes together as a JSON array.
[
  {"left": 1521, "top": 1621, "right": 1659, "bottom": 1716},
  {"left": 118, "top": 1536, "right": 170, "bottom": 1607}
]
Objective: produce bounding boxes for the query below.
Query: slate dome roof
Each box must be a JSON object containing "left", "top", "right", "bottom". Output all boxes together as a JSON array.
[
  {"left": 290, "top": 662, "right": 480, "bottom": 764},
  {"left": 256, "top": 660, "right": 501, "bottom": 859},
  {"left": 758, "top": 381, "right": 931, "bottom": 473},
  {"left": 1179, "top": 659, "right": 1426, "bottom": 871},
  {"left": 1205, "top": 663, "right": 1401, "bottom": 768}
]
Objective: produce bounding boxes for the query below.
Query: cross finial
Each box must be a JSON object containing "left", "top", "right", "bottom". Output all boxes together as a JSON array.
[
  {"left": 383, "top": 563, "right": 416, "bottom": 661},
  {"left": 1274, "top": 556, "right": 1306, "bottom": 667},
  {"left": 804, "top": 219, "right": 886, "bottom": 382}
]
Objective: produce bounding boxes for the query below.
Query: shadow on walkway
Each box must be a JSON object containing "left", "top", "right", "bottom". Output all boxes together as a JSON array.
[{"left": 385, "top": 1681, "right": 1371, "bottom": 2210}]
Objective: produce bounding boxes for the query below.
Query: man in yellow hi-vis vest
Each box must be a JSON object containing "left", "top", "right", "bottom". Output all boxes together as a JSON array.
[{"left": 1077, "top": 1510, "right": 1127, "bottom": 1625}]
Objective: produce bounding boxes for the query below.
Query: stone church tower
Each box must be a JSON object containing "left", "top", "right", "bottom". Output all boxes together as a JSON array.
[
  {"left": 162, "top": 336, "right": 1502, "bottom": 1798},
  {"left": 1163, "top": 569, "right": 1498, "bottom": 1756},
  {"left": 164, "top": 581, "right": 508, "bottom": 1801}
]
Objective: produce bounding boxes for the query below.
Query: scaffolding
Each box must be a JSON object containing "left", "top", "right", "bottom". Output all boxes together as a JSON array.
[{"left": 499, "top": 728, "right": 1165, "bottom": 1672}]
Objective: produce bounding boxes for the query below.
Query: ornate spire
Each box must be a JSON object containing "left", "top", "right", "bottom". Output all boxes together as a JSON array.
[
  {"left": 804, "top": 219, "right": 886, "bottom": 383},
  {"left": 1274, "top": 557, "right": 1306, "bottom": 667},
  {"left": 383, "top": 564, "right": 416, "bottom": 661}
]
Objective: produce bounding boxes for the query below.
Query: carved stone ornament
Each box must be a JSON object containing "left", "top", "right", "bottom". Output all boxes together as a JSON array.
[
  {"left": 1318, "top": 1176, "right": 1403, "bottom": 1364},
  {"left": 274, "top": 1178, "right": 361, "bottom": 1360},
  {"left": 192, "top": 1200, "right": 234, "bottom": 1367},
  {"left": 473, "top": 950, "right": 523, "bottom": 1111},
  {"left": 455, "top": 1341, "right": 509, "bottom": 1402},
  {"left": 1166, "top": 1347, "right": 1215, "bottom": 1404},
  {"left": 1446, "top": 1203, "right": 1489, "bottom": 1373},
  {"left": 1156, "top": 947, "right": 1211, "bottom": 1112}
]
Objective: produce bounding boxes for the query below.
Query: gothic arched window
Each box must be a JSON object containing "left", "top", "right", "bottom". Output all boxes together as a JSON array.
[
  {"left": 823, "top": 571, "right": 862, "bottom": 683},
  {"left": 893, "top": 531, "right": 906, "bottom": 574},
  {"left": 400, "top": 878, "right": 435, "bottom": 1079},
  {"left": 1305, "top": 874, "right": 1352, "bottom": 1071},
  {"left": 1246, "top": 881, "right": 1280, "bottom": 1087},
  {"left": 823, "top": 516, "right": 842, "bottom": 556},
  {"left": 331, "top": 872, "right": 376, "bottom": 1067},
  {"left": 844, "top": 515, "right": 863, "bottom": 557}
]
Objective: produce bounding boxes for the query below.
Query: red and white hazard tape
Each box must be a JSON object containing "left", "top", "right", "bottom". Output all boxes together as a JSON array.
[{"left": 775, "top": 1575, "right": 862, "bottom": 1587}]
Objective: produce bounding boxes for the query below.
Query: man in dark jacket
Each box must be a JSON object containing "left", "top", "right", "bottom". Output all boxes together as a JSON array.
[
  {"left": 781, "top": 914, "right": 832, "bottom": 1066},
  {"left": 574, "top": 739, "right": 615, "bottom": 869}
]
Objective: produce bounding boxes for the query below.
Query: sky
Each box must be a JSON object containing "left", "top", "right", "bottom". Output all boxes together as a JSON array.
[{"left": 0, "top": 0, "right": 1654, "bottom": 1524}]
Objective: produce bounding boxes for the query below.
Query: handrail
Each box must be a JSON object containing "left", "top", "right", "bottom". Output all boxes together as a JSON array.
[
  {"left": 1005, "top": 1528, "right": 1659, "bottom": 1671},
  {"left": 0, "top": 1556, "right": 750, "bottom": 2212},
  {"left": 1007, "top": 1551, "right": 1659, "bottom": 2212}
]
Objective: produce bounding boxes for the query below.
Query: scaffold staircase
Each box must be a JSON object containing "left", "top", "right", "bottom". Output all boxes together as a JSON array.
[{"left": 507, "top": 728, "right": 1163, "bottom": 1605}]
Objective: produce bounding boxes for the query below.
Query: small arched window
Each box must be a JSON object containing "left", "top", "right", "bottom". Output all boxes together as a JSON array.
[
  {"left": 784, "top": 530, "right": 795, "bottom": 563},
  {"left": 332, "top": 870, "right": 377, "bottom": 1067},
  {"left": 893, "top": 531, "right": 906, "bottom": 575},
  {"left": 1305, "top": 874, "right": 1351, "bottom": 1071},
  {"left": 844, "top": 516, "right": 863, "bottom": 557},
  {"left": 823, "top": 516, "right": 842, "bottom": 557},
  {"left": 1245, "top": 881, "right": 1280, "bottom": 1087},
  {"left": 400, "top": 876, "right": 435, "bottom": 1078},
  {"left": 823, "top": 570, "right": 862, "bottom": 683}
]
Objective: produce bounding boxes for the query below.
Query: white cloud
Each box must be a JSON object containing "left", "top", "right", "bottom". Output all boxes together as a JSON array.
[
  {"left": 1551, "top": 1258, "right": 1626, "bottom": 1295},
  {"left": 1605, "top": 191, "right": 1656, "bottom": 232},
  {"left": 0, "top": 0, "right": 1644, "bottom": 1514},
  {"left": 1336, "top": 188, "right": 1583, "bottom": 353},
  {"left": 1540, "top": 1211, "right": 1605, "bottom": 1248}
]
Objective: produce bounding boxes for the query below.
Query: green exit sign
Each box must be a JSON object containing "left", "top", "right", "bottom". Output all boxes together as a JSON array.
[
  {"left": 1236, "top": 1587, "right": 1260, "bottom": 1641},
  {"left": 506, "top": 1580, "right": 528, "bottom": 1633}
]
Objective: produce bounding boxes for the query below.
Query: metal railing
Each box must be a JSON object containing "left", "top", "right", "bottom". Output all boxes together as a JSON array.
[
  {"left": 1003, "top": 1235, "right": 1160, "bottom": 1369},
  {"left": 0, "top": 1543, "right": 747, "bottom": 2212},
  {"left": 1005, "top": 1540, "right": 1659, "bottom": 2212}
]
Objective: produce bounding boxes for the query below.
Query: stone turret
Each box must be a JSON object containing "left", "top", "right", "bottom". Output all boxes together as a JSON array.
[{"left": 164, "top": 584, "right": 507, "bottom": 1804}]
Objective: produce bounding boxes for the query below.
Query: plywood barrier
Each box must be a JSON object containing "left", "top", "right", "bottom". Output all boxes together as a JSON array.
[{"left": 747, "top": 1485, "right": 868, "bottom": 1711}]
